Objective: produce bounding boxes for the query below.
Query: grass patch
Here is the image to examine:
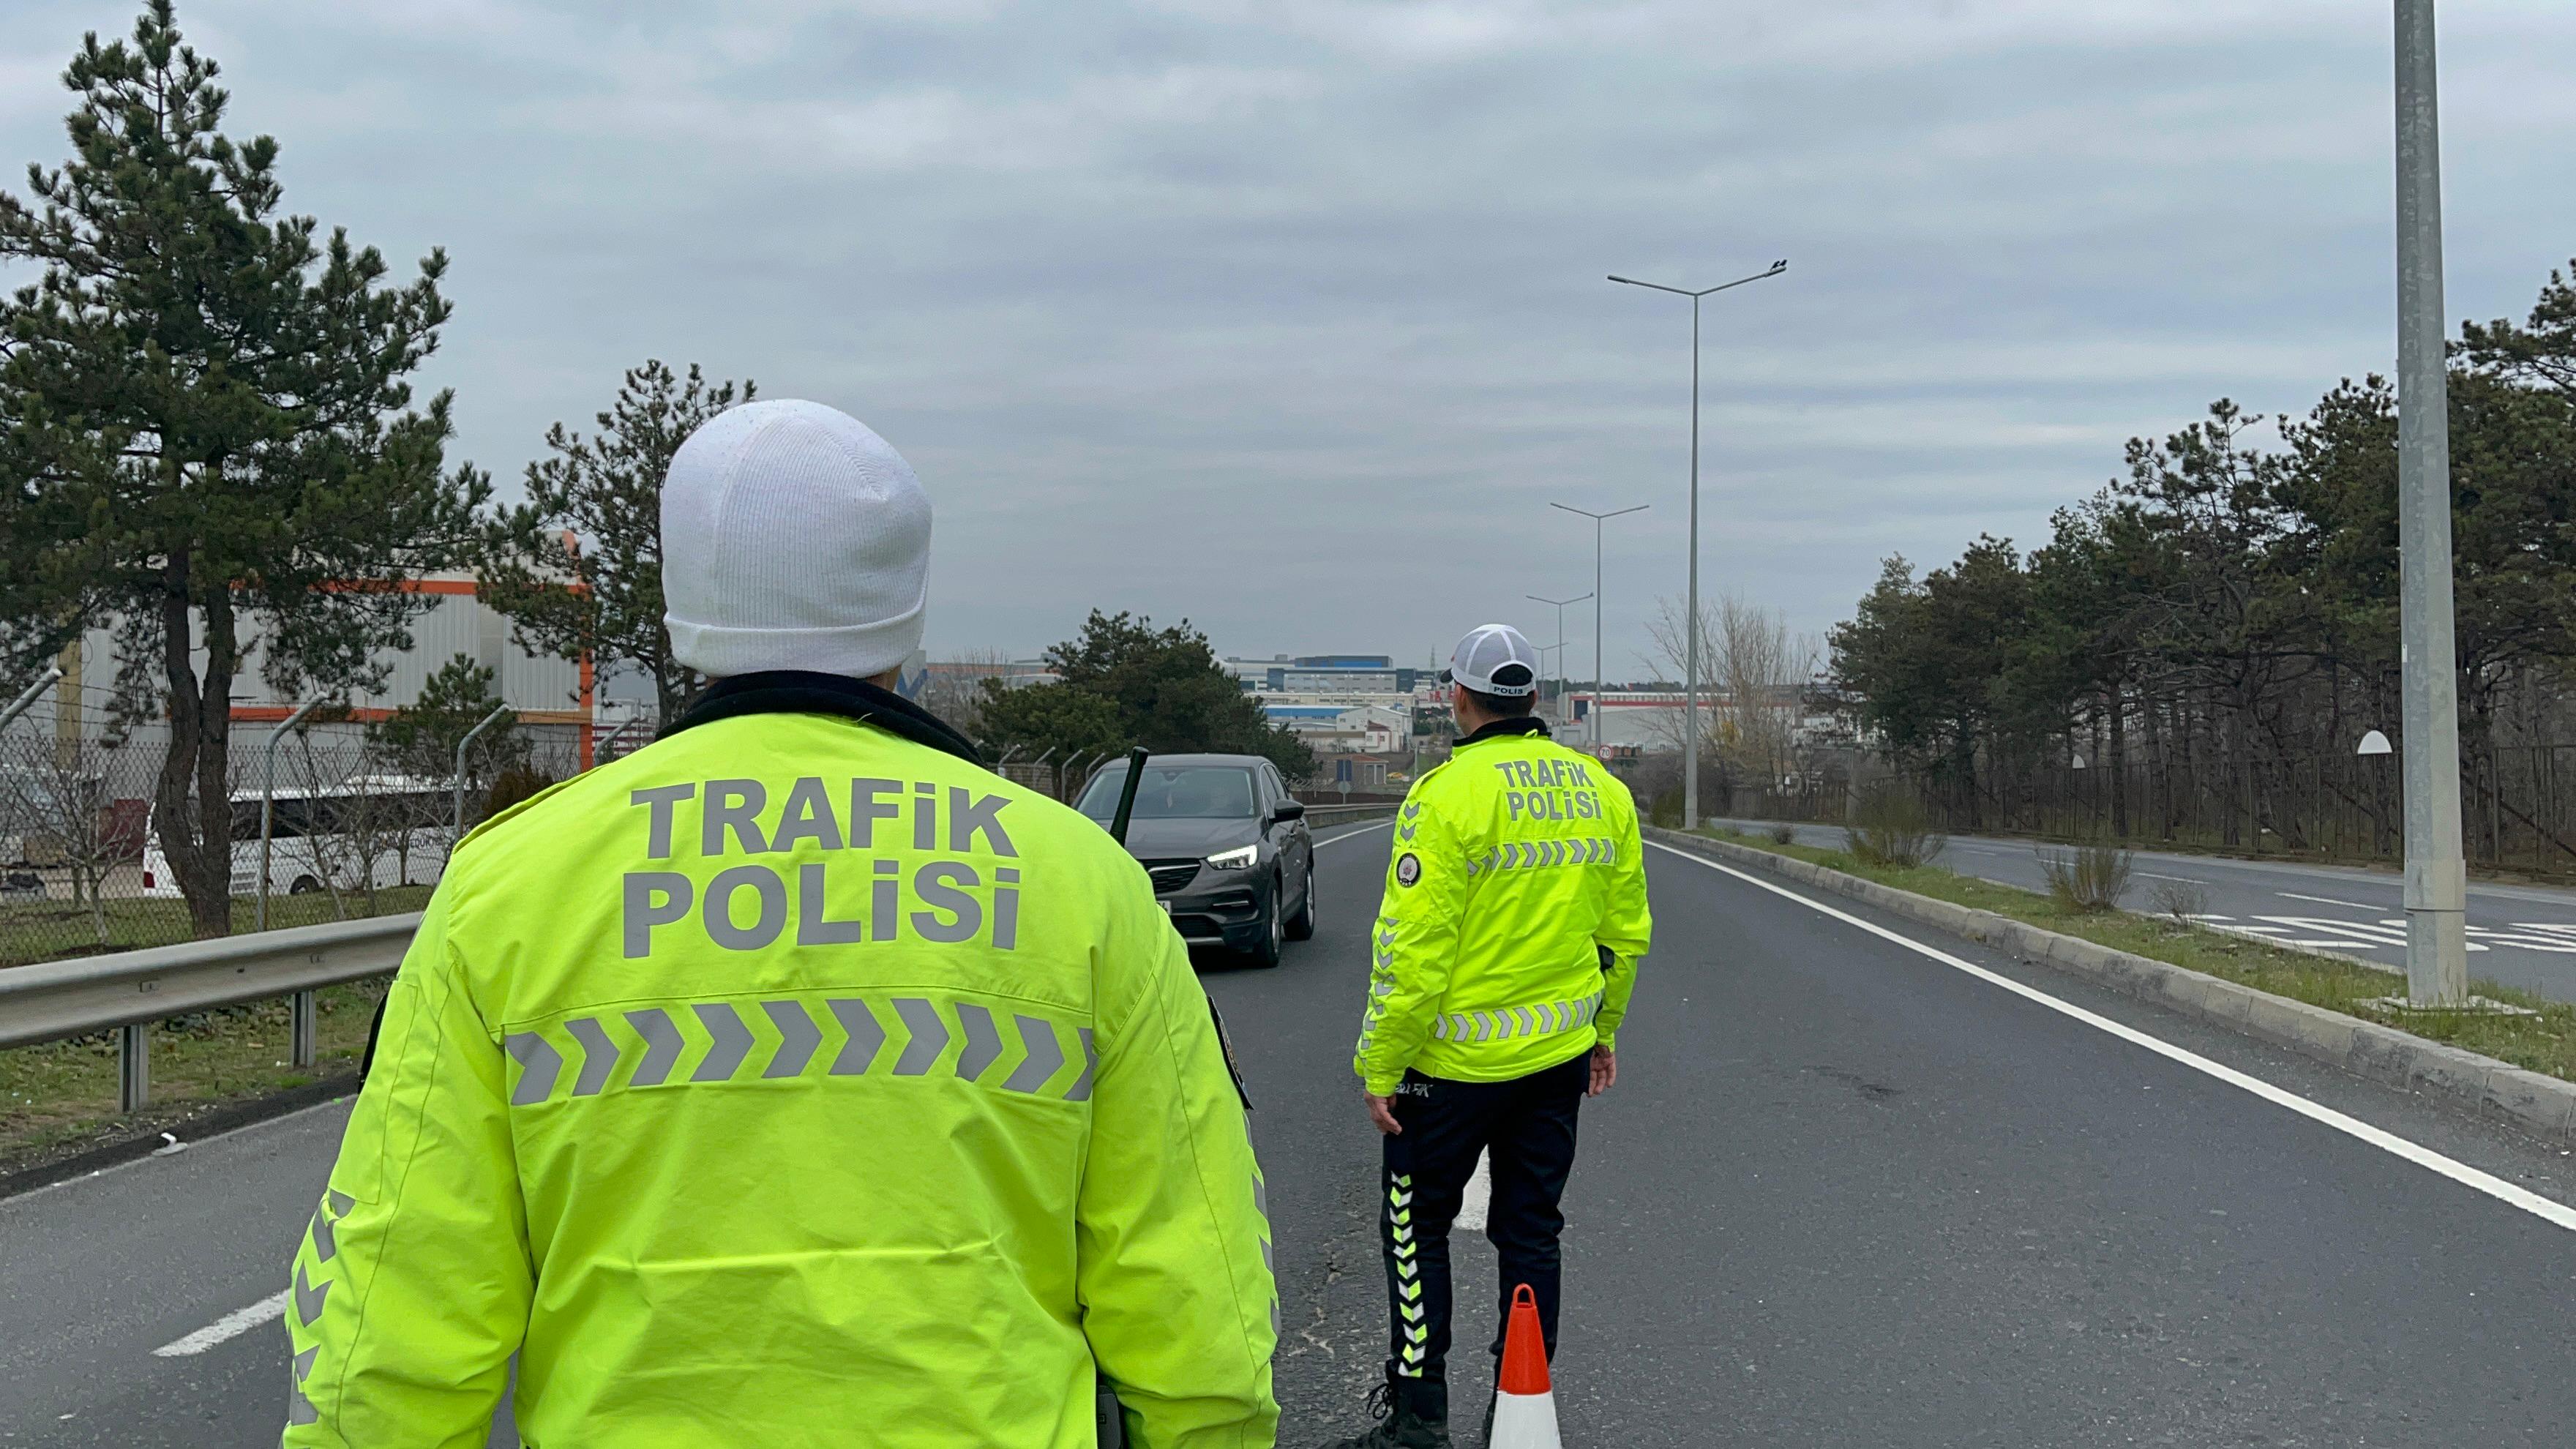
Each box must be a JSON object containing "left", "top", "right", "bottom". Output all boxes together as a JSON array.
[
  {"left": 1702, "top": 825, "right": 2576, "bottom": 1085},
  {"left": 0, "top": 979, "right": 389, "bottom": 1166},
  {"left": 0, "top": 886, "right": 433, "bottom": 970}
]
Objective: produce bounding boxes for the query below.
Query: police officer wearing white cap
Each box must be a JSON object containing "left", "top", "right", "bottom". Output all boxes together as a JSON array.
[{"left": 1322, "top": 624, "right": 1654, "bottom": 1449}]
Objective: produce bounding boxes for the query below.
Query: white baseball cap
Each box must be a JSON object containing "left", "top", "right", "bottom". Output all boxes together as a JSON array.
[{"left": 1442, "top": 623, "right": 1540, "bottom": 697}]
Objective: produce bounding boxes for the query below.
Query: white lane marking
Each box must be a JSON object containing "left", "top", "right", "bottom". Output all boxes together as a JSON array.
[
  {"left": 2133, "top": 870, "right": 2209, "bottom": 884},
  {"left": 2279, "top": 890, "right": 2391, "bottom": 911},
  {"left": 1456, "top": 1150, "right": 1492, "bottom": 1232},
  {"left": 1314, "top": 821, "right": 1393, "bottom": 849},
  {"left": 1646, "top": 842, "right": 2576, "bottom": 1234},
  {"left": 151, "top": 1289, "right": 289, "bottom": 1357}
]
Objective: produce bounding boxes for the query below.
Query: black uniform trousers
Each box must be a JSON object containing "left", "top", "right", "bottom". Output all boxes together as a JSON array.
[{"left": 1378, "top": 1052, "right": 1587, "bottom": 1391}]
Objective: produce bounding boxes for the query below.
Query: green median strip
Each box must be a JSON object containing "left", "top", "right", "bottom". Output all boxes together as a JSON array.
[{"left": 1701, "top": 826, "right": 2576, "bottom": 1087}]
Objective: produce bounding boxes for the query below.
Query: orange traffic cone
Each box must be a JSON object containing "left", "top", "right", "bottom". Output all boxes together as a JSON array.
[{"left": 1488, "top": 1284, "right": 1561, "bottom": 1448}]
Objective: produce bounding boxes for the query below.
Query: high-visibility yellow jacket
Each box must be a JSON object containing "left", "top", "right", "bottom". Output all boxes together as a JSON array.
[
  {"left": 1353, "top": 720, "right": 1652, "bottom": 1094},
  {"left": 284, "top": 677, "right": 1278, "bottom": 1449}
]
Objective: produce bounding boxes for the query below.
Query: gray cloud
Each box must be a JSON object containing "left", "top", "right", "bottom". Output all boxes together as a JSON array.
[{"left": 4, "top": 0, "right": 2573, "bottom": 676}]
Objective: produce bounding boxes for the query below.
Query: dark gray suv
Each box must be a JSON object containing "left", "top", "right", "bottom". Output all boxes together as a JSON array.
[{"left": 1076, "top": 753, "right": 1316, "bottom": 967}]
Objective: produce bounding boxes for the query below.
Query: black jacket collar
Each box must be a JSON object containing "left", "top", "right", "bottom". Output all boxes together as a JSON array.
[
  {"left": 1456, "top": 716, "right": 1551, "bottom": 749},
  {"left": 663, "top": 671, "right": 983, "bottom": 766}
]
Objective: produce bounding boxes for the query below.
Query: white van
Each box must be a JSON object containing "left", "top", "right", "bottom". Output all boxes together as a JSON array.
[{"left": 140, "top": 775, "right": 454, "bottom": 899}]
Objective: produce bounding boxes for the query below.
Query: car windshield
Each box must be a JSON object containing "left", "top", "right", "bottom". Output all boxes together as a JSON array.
[{"left": 1078, "top": 765, "right": 1257, "bottom": 821}]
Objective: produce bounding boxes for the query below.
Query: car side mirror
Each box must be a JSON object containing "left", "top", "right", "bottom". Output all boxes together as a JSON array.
[{"left": 1271, "top": 799, "right": 1306, "bottom": 822}]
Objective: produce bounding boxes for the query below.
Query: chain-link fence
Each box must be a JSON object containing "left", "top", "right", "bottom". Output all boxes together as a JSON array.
[{"left": 1, "top": 697, "right": 589, "bottom": 969}]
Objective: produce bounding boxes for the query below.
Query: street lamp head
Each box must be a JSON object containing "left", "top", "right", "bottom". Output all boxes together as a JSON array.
[
  {"left": 1609, "top": 274, "right": 1705, "bottom": 298},
  {"left": 1550, "top": 501, "right": 1650, "bottom": 521}
]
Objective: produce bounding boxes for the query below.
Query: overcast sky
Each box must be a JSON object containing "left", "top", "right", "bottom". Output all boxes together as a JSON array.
[{"left": 5, "top": 1, "right": 2574, "bottom": 681}]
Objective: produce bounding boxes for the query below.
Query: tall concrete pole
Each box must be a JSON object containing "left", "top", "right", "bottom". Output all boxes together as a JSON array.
[
  {"left": 1608, "top": 261, "right": 1786, "bottom": 825},
  {"left": 1685, "top": 294, "right": 1702, "bottom": 831},
  {"left": 2395, "top": 0, "right": 2468, "bottom": 1006},
  {"left": 1592, "top": 526, "right": 1604, "bottom": 750}
]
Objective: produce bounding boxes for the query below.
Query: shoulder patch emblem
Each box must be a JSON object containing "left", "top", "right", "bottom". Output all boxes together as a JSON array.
[{"left": 1396, "top": 853, "right": 1422, "bottom": 887}]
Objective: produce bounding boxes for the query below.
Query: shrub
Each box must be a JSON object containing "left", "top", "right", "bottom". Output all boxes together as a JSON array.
[
  {"left": 482, "top": 766, "right": 558, "bottom": 822},
  {"left": 2039, "top": 842, "right": 2134, "bottom": 913},
  {"left": 1767, "top": 822, "right": 1797, "bottom": 845},
  {"left": 1843, "top": 790, "right": 1946, "bottom": 869},
  {"left": 1648, "top": 787, "right": 1683, "bottom": 829},
  {"left": 2148, "top": 875, "right": 2211, "bottom": 927}
]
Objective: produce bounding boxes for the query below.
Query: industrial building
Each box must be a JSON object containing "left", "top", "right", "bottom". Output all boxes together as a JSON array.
[{"left": 23, "top": 571, "right": 596, "bottom": 768}]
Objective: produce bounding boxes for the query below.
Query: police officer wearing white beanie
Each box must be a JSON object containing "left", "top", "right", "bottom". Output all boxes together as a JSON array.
[
  {"left": 662, "top": 398, "right": 935, "bottom": 685},
  {"left": 284, "top": 396, "right": 1279, "bottom": 1447}
]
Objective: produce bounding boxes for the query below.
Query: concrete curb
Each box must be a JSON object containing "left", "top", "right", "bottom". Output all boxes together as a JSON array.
[{"left": 1646, "top": 826, "right": 2576, "bottom": 1145}]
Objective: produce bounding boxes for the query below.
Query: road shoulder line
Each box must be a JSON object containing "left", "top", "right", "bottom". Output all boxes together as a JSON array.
[
  {"left": 1645, "top": 829, "right": 2576, "bottom": 1148},
  {"left": 153, "top": 1289, "right": 290, "bottom": 1357},
  {"left": 1644, "top": 837, "right": 2576, "bottom": 1233}
]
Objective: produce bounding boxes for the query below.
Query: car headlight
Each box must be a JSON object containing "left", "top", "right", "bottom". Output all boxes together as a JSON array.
[{"left": 1205, "top": 844, "right": 1260, "bottom": 871}]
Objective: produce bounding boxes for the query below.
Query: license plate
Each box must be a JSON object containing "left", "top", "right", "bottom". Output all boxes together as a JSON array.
[{"left": 1160, "top": 900, "right": 1173, "bottom": 914}]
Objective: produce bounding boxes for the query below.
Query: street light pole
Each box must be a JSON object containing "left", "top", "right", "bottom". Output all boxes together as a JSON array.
[
  {"left": 1527, "top": 592, "right": 1592, "bottom": 725},
  {"left": 454, "top": 705, "right": 514, "bottom": 842},
  {"left": 258, "top": 699, "right": 323, "bottom": 934},
  {"left": 1552, "top": 502, "right": 1649, "bottom": 752},
  {"left": 1611, "top": 259, "right": 1788, "bottom": 830},
  {"left": 2394, "top": 0, "right": 2468, "bottom": 1006}
]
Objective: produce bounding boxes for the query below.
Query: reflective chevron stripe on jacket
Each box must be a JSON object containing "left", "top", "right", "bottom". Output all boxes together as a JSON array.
[{"left": 502, "top": 995, "right": 1096, "bottom": 1104}]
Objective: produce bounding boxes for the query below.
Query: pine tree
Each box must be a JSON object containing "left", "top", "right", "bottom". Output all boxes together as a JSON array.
[
  {"left": 0, "top": 1, "right": 485, "bottom": 937},
  {"left": 474, "top": 361, "right": 753, "bottom": 726}
]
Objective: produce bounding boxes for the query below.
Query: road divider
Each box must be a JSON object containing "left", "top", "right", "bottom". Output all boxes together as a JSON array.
[{"left": 1647, "top": 835, "right": 2576, "bottom": 1232}]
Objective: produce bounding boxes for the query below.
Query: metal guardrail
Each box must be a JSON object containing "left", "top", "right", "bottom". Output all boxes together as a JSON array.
[
  {"left": 0, "top": 913, "right": 419, "bottom": 1112},
  {"left": 1298, "top": 804, "right": 1398, "bottom": 827},
  {"left": 0, "top": 801, "right": 1401, "bottom": 1116}
]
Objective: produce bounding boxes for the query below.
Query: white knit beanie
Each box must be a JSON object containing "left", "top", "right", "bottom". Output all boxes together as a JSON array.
[{"left": 661, "top": 400, "right": 932, "bottom": 681}]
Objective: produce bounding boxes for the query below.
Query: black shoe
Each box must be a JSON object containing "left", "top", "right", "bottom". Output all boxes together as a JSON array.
[{"left": 1317, "top": 1376, "right": 1452, "bottom": 1449}]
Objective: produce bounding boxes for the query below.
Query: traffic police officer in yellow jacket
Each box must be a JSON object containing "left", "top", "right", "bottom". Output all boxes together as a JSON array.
[
  {"left": 1327, "top": 624, "right": 1651, "bottom": 1449},
  {"left": 282, "top": 400, "right": 1278, "bottom": 1448}
]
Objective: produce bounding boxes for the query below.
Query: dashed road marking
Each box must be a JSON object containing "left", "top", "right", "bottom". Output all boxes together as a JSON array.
[
  {"left": 1647, "top": 841, "right": 2576, "bottom": 1235},
  {"left": 1456, "top": 1150, "right": 1491, "bottom": 1233},
  {"left": 152, "top": 1289, "right": 288, "bottom": 1357},
  {"left": 1314, "top": 821, "right": 1393, "bottom": 850}
]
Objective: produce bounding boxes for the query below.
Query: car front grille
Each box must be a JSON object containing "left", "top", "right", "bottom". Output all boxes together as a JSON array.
[{"left": 1145, "top": 861, "right": 1201, "bottom": 894}]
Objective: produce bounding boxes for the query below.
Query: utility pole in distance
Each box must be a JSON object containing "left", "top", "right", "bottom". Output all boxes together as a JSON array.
[
  {"left": 1551, "top": 502, "right": 1648, "bottom": 751},
  {"left": 2394, "top": 0, "right": 2468, "bottom": 1006},
  {"left": 1610, "top": 259, "right": 1786, "bottom": 831}
]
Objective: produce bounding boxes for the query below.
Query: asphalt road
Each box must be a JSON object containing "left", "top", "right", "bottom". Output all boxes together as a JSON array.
[
  {"left": 10, "top": 818, "right": 2576, "bottom": 1445},
  {"left": 1711, "top": 817, "right": 2576, "bottom": 1003}
]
